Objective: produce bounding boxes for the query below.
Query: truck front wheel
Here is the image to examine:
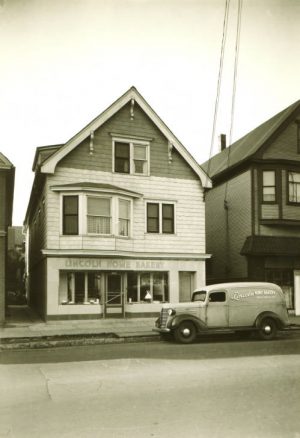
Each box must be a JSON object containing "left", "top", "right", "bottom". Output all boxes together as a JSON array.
[
  {"left": 174, "top": 321, "right": 197, "bottom": 344},
  {"left": 258, "top": 317, "right": 277, "bottom": 340}
]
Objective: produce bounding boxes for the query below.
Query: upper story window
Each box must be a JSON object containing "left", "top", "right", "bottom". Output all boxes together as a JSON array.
[
  {"left": 113, "top": 138, "right": 149, "bottom": 175},
  {"left": 119, "top": 199, "right": 130, "bottom": 236},
  {"left": 288, "top": 172, "right": 300, "bottom": 204},
  {"left": 87, "top": 197, "right": 111, "bottom": 234},
  {"left": 62, "top": 194, "right": 131, "bottom": 237},
  {"left": 262, "top": 170, "right": 276, "bottom": 203},
  {"left": 146, "top": 201, "right": 175, "bottom": 234},
  {"left": 63, "top": 196, "right": 79, "bottom": 235}
]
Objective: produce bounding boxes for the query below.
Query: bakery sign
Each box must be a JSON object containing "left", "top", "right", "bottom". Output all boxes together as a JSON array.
[{"left": 65, "top": 258, "right": 164, "bottom": 270}]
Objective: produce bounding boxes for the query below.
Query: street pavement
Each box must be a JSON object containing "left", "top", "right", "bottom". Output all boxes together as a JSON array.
[{"left": 1, "top": 305, "right": 300, "bottom": 350}]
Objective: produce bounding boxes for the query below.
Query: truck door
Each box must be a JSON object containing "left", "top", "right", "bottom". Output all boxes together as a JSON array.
[{"left": 206, "top": 291, "right": 229, "bottom": 327}]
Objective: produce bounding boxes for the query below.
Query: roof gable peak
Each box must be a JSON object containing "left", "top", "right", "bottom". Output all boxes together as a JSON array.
[{"left": 39, "top": 87, "right": 211, "bottom": 187}]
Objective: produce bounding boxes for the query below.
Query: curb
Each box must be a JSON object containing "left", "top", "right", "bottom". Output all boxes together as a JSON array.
[{"left": 0, "top": 333, "right": 160, "bottom": 351}]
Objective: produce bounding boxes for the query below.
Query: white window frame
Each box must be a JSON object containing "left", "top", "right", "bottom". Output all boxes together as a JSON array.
[
  {"left": 60, "top": 192, "right": 133, "bottom": 237},
  {"left": 60, "top": 192, "right": 83, "bottom": 235},
  {"left": 86, "top": 195, "right": 113, "bottom": 236},
  {"left": 145, "top": 200, "right": 176, "bottom": 234},
  {"left": 112, "top": 136, "right": 150, "bottom": 176},
  {"left": 117, "top": 197, "right": 132, "bottom": 237}
]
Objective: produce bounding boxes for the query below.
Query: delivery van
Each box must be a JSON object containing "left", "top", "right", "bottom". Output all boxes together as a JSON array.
[{"left": 154, "top": 282, "right": 290, "bottom": 343}]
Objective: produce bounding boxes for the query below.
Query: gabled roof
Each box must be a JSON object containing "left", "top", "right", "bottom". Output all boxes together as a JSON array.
[
  {"left": 202, "top": 99, "right": 300, "bottom": 179},
  {"left": 39, "top": 86, "right": 211, "bottom": 188},
  {"left": 0, "top": 152, "right": 14, "bottom": 169}
]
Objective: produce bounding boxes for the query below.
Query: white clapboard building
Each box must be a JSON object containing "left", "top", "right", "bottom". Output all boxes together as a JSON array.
[{"left": 24, "top": 87, "right": 211, "bottom": 320}]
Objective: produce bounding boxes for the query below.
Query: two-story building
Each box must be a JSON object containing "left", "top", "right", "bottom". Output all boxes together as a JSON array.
[
  {"left": 0, "top": 152, "right": 15, "bottom": 324},
  {"left": 24, "top": 87, "right": 211, "bottom": 320},
  {"left": 203, "top": 99, "right": 300, "bottom": 315}
]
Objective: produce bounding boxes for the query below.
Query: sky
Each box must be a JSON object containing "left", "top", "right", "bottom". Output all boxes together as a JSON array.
[{"left": 0, "top": 0, "right": 299, "bottom": 225}]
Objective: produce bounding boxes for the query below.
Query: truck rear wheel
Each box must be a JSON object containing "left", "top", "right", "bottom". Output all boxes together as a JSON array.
[
  {"left": 174, "top": 321, "right": 197, "bottom": 344},
  {"left": 258, "top": 317, "right": 277, "bottom": 340}
]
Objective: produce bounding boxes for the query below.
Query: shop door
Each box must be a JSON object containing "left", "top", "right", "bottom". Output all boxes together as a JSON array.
[
  {"left": 179, "top": 272, "right": 194, "bottom": 302},
  {"left": 104, "top": 273, "right": 124, "bottom": 317}
]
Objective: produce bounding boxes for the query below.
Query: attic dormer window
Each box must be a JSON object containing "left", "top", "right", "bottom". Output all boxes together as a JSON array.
[{"left": 113, "top": 138, "right": 149, "bottom": 176}]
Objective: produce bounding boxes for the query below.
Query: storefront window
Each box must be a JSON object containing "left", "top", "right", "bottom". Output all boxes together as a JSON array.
[
  {"left": 265, "top": 269, "right": 293, "bottom": 309},
  {"left": 127, "top": 272, "right": 169, "bottom": 303},
  {"left": 60, "top": 271, "right": 101, "bottom": 304}
]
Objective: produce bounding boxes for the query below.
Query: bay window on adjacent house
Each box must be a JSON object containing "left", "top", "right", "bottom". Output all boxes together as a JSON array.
[
  {"left": 288, "top": 171, "right": 300, "bottom": 203},
  {"left": 146, "top": 202, "right": 175, "bottom": 234},
  {"left": 63, "top": 196, "right": 79, "bottom": 235},
  {"left": 262, "top": 170, "right": 276, "bottom": 203},
  {"left": 113, "top": 138, "right": 149, "bottom": 175}
]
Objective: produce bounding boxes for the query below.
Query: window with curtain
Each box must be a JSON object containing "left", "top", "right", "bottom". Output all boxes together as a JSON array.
[
  {"left": 87, "top": 197, "right": 111, "bottom": 234},
  {"left": 119, "top": 199, "right": 130, "bottom": 236}
]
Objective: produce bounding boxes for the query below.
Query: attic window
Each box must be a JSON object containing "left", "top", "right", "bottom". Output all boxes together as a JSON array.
[
  {"left": 297, "top": 122, "right": 300, "bottom": 154},
  {"left": 113, "top": 138, "right": 149, "bottom": 176}
]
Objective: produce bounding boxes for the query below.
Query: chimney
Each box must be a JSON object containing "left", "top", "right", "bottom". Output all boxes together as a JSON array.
[{"left": 220, "top": 134, "right": 226, "bottom": 151}]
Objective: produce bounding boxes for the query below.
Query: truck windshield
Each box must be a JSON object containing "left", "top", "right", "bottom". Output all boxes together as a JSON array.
[{"left": 192, "top": 291, "right": 207, "bottom": 302}]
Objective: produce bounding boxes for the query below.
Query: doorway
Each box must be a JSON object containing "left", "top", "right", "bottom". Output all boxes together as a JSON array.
[
  {"left": 179, "top": 272, "right": 194, "bottom": 302},
  {"left": 104, "top": 273, "right": 125, "bottom": 317}
]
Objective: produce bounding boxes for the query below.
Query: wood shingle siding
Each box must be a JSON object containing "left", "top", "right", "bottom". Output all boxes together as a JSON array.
[
  {"left": 59, "top": 102, "right": 198, "bottom": 180},
  {"left": 205, "top": 171, "right": 251, "bottom": 280}
]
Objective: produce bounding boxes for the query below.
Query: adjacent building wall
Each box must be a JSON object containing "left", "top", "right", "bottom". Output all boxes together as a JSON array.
[{"left": 205, "top": 170, "right": 252, "bottom": 282}]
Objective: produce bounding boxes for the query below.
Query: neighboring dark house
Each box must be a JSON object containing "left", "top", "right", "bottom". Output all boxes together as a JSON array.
[
  {"left": 0, "top": 152, "right": 15, "bottom": 324},
  {"left": 202, "top": 100, "right": 300, "bottom": 315},
  {"left": 24, "top": 87, "right": 211, "bottom": 321}
]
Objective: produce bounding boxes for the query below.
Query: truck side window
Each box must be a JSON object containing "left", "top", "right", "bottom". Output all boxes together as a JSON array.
[
  {"left": 209, "top": 291, "right": 226, "bottom": 302},
  {"left": 192, "top": 291, "right": 206, "bottom": 302}
]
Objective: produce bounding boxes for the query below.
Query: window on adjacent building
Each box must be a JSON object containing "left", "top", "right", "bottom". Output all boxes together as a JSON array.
[
  {"left": 119, "top": 199, "right": 130, "bottom": 236},
  {"left": 288, "top": 172, "right": 300, "bottom": 203},
  {"left": 113, "top": 139, "right": 149, "bottom": 175},
  {"left": 63, "top": 196, "right": 78, "bottom": 235},
  {"left": 87, "top": 197, "right": 111, "bottom": 234},
  {"left": 262, "top": 170, "right": 276, "bottom": 203},
  {"left": 146, "top": 202, "right": 175, "bottom": 234}
]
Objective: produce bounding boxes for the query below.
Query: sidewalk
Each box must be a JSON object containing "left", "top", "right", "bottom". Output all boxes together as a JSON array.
[
  {"left": 0, "top": 306, "right": 160, "bottom": 350},
  {"left": 1, "top": 306, "right": 300, "bottom": 351}
]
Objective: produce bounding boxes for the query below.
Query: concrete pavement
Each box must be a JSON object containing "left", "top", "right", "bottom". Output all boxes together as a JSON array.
[
  {"left": 1, "top": 305, "right": 300, "bottom": 350},
  {"left": 0, "top": 306, "right": 159, "bottom": 350}
]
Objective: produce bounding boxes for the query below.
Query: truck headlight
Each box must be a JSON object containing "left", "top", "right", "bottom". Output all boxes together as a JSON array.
[{"left": 168, "top": 308, "right": 176, "bottom": 316}]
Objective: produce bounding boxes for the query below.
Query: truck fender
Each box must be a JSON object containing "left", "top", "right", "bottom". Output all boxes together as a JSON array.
[
  {"left": 255, "top": 311, "right": 283, "bottom": 329},
  {"left": 168, "top": 314, "right": 207, "bottom": 332}
]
